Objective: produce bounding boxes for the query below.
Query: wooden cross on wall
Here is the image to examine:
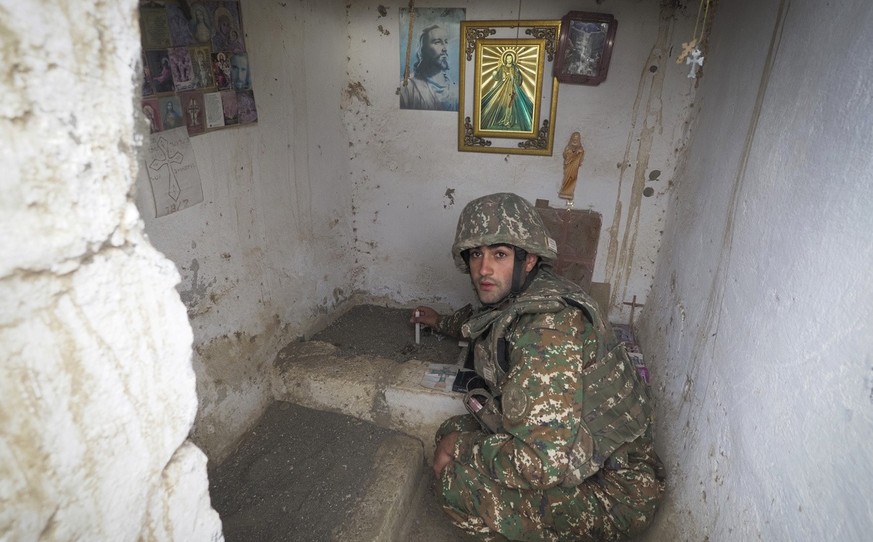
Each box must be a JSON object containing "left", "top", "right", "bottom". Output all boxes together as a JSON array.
[{"left": 622, "top": 295, "right": 644, "bottom": 327}]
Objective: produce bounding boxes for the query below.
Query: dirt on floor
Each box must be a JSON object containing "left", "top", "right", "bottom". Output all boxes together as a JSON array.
[
  {"left": 209, "top": 305, "right": 470, "bottom": 542},
  {"left": 209, "top": 402, "right": 400, "bottom": 542},
  {"left": 309, "top": 304, "right": 463, "bottom": 364}
]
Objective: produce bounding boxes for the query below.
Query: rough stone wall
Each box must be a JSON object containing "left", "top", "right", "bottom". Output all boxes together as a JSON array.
[{"left": 0, "top": 1, "right": 222, "bottom": 540}]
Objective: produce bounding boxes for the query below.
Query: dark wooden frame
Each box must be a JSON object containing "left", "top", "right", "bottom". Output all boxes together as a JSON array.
[{"left": 553, "top": 11, "right": 617, "bottom": 86}]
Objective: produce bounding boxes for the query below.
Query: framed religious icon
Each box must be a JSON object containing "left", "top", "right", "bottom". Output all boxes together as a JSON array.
[
  {"left": 458, "top": 20, "right": 561, "bottom": 156},
  {"left": 554, "top": 12, "right": 617, "bottom": 86}
]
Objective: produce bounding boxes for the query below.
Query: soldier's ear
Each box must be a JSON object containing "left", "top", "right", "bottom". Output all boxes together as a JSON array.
[{"left": 523, "top": 254, "right": 538, "bottom": 273}]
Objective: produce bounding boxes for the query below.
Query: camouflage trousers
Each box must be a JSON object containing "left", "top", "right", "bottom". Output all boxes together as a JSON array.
[{"left": 434, "top": 415, "right": 665, "bottom": 542}]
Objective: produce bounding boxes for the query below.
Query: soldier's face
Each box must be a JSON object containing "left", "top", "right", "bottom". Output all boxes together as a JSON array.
[{"left": 468, "top": 244, "right": 536, "bottom": 304}]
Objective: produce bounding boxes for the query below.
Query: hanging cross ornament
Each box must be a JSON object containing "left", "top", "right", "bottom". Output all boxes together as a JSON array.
[
  {"left": 686, "top": 47, "right": 704, "bottom": 78},
  {"left": 676, "top": 38, "right": 697, "bottom": 64},
  {"left": 676, "top": 0, "right": 712, "bottom": 77}
]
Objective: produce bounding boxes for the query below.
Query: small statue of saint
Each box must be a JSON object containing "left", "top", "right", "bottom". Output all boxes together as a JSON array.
[{"left": 559, "top": 131, "right": 584, "bottom": 200}]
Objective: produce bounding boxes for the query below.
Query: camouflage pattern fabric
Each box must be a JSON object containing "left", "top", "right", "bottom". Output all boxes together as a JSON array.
[
  {"left": 451, "top": 193, "right": 558, "bottom": 272},
  {"left": 434, "top": 303, "right": 473, "bottom": 339},
  {"left": 433, "top": 270, "right": 664, "bottom": 541}
]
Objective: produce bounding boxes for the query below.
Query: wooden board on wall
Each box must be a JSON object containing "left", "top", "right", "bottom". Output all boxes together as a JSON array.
[{"left": 535, "top": 199, "right": 601, "bottom": 291}]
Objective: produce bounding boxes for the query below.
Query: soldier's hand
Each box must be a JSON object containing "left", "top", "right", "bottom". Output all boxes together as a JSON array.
[
  {"left": 432, "top": 431, "right": 459, "bottom": 477},
  {"left": 411, "top": 306, "right": 440, "bottom": 328}
]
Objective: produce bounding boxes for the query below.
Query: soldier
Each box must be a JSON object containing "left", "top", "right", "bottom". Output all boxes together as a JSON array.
[{"left": 411, "top": 193, "right": 664, "bottom": 541}]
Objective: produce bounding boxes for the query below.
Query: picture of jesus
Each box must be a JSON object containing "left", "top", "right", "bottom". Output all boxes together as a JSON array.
[
  {"left": 475, "top": 44, "right": 541, "bottom": 136},
  {"left": 479, "top": 51, "right": 533, "bottom": 132}
]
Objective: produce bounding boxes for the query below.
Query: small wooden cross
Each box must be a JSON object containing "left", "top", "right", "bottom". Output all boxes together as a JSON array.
[
  {"left": 676, "top": 38, "right": 698, "bottom": 64},
  {"left": 622, "top": 295, "right": 644, "bottom": 327}
]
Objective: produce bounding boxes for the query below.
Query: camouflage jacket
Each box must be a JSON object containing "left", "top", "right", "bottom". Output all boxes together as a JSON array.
[{"left": 445, "top": 269, "right": 653, "bottom": 489}]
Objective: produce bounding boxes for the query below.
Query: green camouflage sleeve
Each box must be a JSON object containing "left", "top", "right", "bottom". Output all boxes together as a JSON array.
[
  {"left": 434, "top": 303, "right": 474, "bottom": 339},
  {"left": 451, "top": 310, "right": 598, "bottom": 490}
]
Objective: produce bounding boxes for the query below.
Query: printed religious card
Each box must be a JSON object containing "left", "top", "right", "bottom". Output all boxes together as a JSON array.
[{"left": 139, "top": 1, "right": 257, "bottom": 136}]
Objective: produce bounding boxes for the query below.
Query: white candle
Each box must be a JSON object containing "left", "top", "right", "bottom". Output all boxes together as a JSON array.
[{"left": 414, "top": 310, "right": 421, "bottom": 344}]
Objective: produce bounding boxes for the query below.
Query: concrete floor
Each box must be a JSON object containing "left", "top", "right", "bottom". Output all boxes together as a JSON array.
[
  {"left": 209, "top": 306, "right": 490, "bottom": 540},
  {"left": 209, "top": 401, "right": 465, "bottom": 541},
  {"left": 210, "top": 305, "right": 655, "bottom": 541}
]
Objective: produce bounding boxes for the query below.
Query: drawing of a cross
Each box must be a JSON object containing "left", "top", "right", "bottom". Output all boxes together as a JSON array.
[{"left": 149, "top": 136, "right": 183, "bottom": 201}]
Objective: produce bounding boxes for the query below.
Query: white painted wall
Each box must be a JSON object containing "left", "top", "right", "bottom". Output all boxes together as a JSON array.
[
  {"left": 0, "top": 1, "right": 221, "bottom": 540},
  {"left": 135, "top": 1, "right": 356, "bottom": 461},
  {"left": 345, "top": 0, "right": 698, "bottom": 320},
  {"left": 639, "top": 0, "right": 873, "bottom": 539},
  {"left": 9, "top": 0, "right": 871, "bottom": 537},
  {"left": 133, "top": 0, "right": 700, "bottom": 463}
]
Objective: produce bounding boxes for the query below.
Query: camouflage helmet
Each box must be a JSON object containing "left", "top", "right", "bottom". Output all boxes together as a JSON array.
[{"left": 451, "top": 192, "right": 558, "bottom": 272}]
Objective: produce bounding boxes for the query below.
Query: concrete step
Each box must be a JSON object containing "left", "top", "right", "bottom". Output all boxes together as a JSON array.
[
  {"left": 253, "top": 305, "right": 473, "bottom": 540},
  {"left": 270, "top": 339, "right": 467, "bottom": 461},
  {"left": 209, "top": 401, "right": 430, "bottom": 541}
]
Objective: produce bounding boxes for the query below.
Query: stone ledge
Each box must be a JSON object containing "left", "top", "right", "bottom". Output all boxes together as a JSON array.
[
  {"left": 210, "top": 402, "right": 426, "bottom": 542},
  {"left": 332, "top": 434, "right": 424, "bottom": 541},
  {"left": 270, "top": 340, "right": 467, "bottom": 458}
]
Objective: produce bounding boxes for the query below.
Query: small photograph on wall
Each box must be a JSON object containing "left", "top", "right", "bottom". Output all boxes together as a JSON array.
[
  {"left": 165, "top": 1, "right": 214, "bottom": 47},
  {"left": 189, "top": 2, "right": 214, "bottom": 45},
  {"left": 237, "top": 90, "right": 258, "bottom": 124},
  {"left": 212, "top": 52, "right": 232, "bottom": 90},
  {"left": 166, "top": 1, "right": 196, "bottom": 47},
  {"left": 179, "top": 91, "right": 206, "bottom": 135},
  {"left": 140, "top": 5, "right": 172, "bottom": 50},
  {"left": 554, "top": 11, "right": 617, "bottom": 86},
  {"left": 141, "top": 52, "right": 156, "bottom": 96},
  {"left": 169, "top": 46, "right": 196, "bottom": 91},
  {"left": 229, "top": 53, "right": 251, "bottom": 90},
  {"left": 159, "top": 96, "right": 185, "bottom": 131},
  {"left": 212, "top": 2, "right": 247, "bottom": 53},
  {"left": 204, "top": 92, "right": 226, "bottom": 129},
  {"left": 221, "top": 90, "right": 239, "bottom": 125},
  {"left": 142, "top": 99, "right": 163, "bottom": 134},
  {"left": 147, "top": 50, "right": 175, "bottom": 93},
  {"left": 230, "top": 53, "right": 252, "bottom": 90},
  {"left": 191, "top": 46, "right": 214, "bottom": 88},
  {"left": 398, "top": 7, "right": 465, "bottom": 112}
]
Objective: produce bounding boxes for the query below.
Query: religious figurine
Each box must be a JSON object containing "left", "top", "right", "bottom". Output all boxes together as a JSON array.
[{"left": 559, "top": 131, "right": 584, "bottom": 200}]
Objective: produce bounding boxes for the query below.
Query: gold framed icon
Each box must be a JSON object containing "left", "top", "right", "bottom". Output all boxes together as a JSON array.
[{"left": 458, "top": 20, "right": 560, "bottom": 156}]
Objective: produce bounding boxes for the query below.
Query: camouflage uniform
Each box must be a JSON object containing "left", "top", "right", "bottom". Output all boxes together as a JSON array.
[{"left": 433, "top": 193, "right": 664, "bottom": 541}]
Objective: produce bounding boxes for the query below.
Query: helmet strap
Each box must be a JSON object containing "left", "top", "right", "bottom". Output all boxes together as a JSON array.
[
  {"left": 510, "top": 247, "right": 538, "bottom": 297},
  {"left": 461, "top": 249, "right": 471, "bottom": 270}
]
